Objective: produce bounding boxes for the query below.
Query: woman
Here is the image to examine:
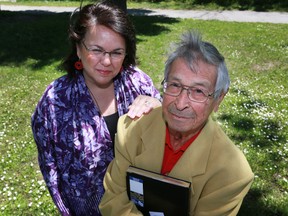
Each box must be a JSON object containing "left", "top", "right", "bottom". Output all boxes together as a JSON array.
[{"left": 31, "top": 1, "right": 161, "bottom": 215}]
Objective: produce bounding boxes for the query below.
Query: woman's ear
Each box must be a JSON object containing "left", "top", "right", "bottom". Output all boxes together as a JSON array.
[{"left": 76, "top": 43, "right": 81, "bottom": 59}]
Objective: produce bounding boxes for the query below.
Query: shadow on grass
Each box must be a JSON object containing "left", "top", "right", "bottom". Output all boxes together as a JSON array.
[
  {"left": 220, "top": 89, "right": 286, "bottom": 151},
  {"left": 218, "top": 89, "right": 287, "bottom": 216},
  {"left": 0, "top": 10, "right": 179, "bottom": 70},
  {"left": 177, "top": 0, "right": 288, "bottom": 11},
  {"left": 220, "top": 111, "right": 285, "bottom": 149},
  {"left": 219, "top": 112, "right": 287, "bottom": 215},
  {"left": 0, "top": 11, "right": 70, "bottom": 69},
  {"left": 239, "top": 188, "right": 286, "bottom": 216}
]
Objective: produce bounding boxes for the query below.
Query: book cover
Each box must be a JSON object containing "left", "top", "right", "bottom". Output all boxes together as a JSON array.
[{"left": 126, "top": 166, "right": 191, "bottom": 216}]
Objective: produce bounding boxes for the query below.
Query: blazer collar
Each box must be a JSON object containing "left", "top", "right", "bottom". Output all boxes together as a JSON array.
[{"left": 134, "top": 110, "right": 214, "bottom": 180}]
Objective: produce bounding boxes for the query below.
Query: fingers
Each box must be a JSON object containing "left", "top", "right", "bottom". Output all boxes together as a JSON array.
[
  {"left": 127, "top": 96, "right": 161, "bottom": 119},
  {"left": 127, "top": 100, "right": 151, "bottom": 119}
]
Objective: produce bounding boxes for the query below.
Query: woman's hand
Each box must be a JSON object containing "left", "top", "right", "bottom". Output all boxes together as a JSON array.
[{"left": 127, "top": 95, "right": 161, "bottom": 119}]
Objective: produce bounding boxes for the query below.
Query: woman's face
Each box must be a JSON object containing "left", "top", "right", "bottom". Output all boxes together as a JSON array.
[{"left": 77, "top": 24, "right": 126, "bottom": 88}]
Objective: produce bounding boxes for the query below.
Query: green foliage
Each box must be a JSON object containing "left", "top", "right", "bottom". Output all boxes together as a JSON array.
[
  {"left": 2, "top": 0, "right": 287, "bottom": 11},
  {"left": 128, "top": 0, "right": 288, "bottom": 11},
  {"left": 0, "top": 9, "right": 287, "bottom": 216}
]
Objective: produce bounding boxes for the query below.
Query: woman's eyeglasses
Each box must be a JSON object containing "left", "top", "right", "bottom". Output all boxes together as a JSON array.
[{"left": 82, "top": 41, "right": 126, "bottom": 60}]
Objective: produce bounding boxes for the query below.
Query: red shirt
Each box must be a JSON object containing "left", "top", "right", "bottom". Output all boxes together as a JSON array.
[{"left": 161, "top": 127, "right": 201, "bottom": 175}]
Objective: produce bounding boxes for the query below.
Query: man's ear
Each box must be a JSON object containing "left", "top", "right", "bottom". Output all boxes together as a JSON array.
[{"left": 213, "top": 89, "right": 228, "bottom": 112}]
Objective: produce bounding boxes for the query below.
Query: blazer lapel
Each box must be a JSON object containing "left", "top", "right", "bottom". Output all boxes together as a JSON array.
[
  {"left": 132, "top": 113, "right": 215, "bottom": 191},
  {"left": 135, "top": 112, "right": 166, "bottom": 173}
]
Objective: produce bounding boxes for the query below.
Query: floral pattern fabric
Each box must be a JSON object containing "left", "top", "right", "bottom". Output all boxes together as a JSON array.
[{"left": 31, "top": 66, "right": 161, "bottom": 215}]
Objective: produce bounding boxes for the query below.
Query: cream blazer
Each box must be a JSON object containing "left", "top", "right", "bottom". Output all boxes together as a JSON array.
[{"left": 99, "top": 107, "right": 254, "bottom": 216}]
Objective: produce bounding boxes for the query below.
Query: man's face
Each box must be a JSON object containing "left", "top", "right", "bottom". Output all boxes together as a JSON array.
[{"left": 162, "top": 58, "right": 223, "bottom": 136}]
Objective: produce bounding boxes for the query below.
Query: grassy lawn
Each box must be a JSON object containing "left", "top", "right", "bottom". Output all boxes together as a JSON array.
[{"left": 0, "top": 5, "right": 287, "bottom": 216}]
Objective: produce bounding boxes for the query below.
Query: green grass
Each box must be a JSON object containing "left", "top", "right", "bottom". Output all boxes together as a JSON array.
[{"left": 0, "top": 8, "right": 288, "bottom": 216}]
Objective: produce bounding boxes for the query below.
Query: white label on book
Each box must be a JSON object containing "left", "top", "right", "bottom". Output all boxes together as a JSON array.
[
  {"left": 129, "top": 176, "right": 144, "bottom": 207},
  {"left": 149, "top": 212, "right": 165, "bottom": 216},
  {"left": 129, "top": 176, "right": 144, "bottom": 194}
]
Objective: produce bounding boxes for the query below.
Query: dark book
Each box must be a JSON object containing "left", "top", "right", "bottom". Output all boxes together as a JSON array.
[{"left": 126, "top": 166, "right": 191, "bottom": 216}]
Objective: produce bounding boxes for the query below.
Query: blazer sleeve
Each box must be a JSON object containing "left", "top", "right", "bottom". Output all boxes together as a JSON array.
[
  {"left": 99, "top": 114, "right": 143, "bottom": 216},
  {"left": 193, "top": 135, "right": 254, "bottom": 215},
  {"left": 194, "top": 175, "right": 253, "bottom": 216}
]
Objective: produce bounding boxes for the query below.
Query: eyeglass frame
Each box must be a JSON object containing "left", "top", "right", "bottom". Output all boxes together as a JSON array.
[
  {"left": 81, "top": 41, "right": 126, "bottom": 60},
  {"left": 162, "top": 80, "right": 217, "bottom": 103}
]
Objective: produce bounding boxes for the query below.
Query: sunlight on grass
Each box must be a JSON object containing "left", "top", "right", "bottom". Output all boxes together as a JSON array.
[
  {"left": 0, "top": 62, "right": 62, "bottom": 214},
  {"left": 0, "top": 9, "right": 287, "bottom": 216}
]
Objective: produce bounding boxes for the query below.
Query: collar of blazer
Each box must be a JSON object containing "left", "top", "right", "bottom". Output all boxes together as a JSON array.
[{"left": 132, "top": 108, "right": 214, "bottom": 182}]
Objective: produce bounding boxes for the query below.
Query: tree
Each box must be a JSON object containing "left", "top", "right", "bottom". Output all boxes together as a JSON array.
[{"left": 109, "top": 0, "right": 127, "bottom": 12}]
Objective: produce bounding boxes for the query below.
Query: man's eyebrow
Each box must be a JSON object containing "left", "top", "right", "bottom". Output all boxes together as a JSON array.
[
  {"left": 168, "top": 77, "right": 210, "bottom": 88},
  {"left": 191, "top": 81, "right": 210, "bottom": 87}
]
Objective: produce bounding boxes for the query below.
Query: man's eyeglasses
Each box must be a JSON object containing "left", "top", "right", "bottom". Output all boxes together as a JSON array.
[
  {"left": 162, "top": 81, "right": 215, "bottom": 103},
  {"left": 82, "top": 41, "right": 126, "bottom": 60}
]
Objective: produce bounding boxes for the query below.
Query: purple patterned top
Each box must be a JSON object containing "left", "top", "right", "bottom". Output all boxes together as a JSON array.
[{"left": 31, "top": 66, "right": 161, "bottom": 216}]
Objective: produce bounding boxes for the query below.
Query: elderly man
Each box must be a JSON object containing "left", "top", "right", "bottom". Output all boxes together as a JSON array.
[{"left": 99, "top": 30, "right": 254, "bottom": 216}]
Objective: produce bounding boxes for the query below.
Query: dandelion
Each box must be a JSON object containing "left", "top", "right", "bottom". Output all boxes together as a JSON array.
[{"left": 37, "top": 179, "right": 44, "bottom": 185}]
